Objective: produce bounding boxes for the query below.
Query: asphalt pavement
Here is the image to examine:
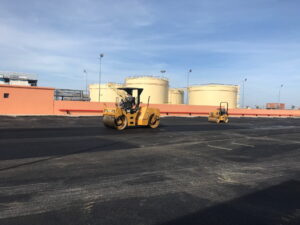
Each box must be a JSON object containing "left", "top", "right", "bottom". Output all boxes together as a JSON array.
[{"left": 0, "top": 116, "right": 299, "bottom": 225}]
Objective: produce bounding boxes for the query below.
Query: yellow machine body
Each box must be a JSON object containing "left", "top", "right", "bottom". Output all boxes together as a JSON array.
[
  {"left": 208, "top": 102, "right": 229, "bottom": 124},
  {"left": 103, "top": 106, "right": 160, "bottom": 129},
  {"left": 102, "top": 87, "right": 160, "bottom": 130}
]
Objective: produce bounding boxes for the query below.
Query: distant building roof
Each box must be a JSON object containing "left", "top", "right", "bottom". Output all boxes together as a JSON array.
[{"left": 0, "top": 71, "right": 38, "bottom": 80}]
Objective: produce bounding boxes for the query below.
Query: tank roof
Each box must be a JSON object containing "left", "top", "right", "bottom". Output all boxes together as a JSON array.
[
  {"left": 125, "top": 75, "right": 169, "bottom": 81},
  {"left": 189, "top": 83, "right": 239, "bottom": 88},
  {"left": 89, "top": 82, "right": 123, "bottom": 87},
  {"left": 169, "top": 88, "right": 185, "bottom": 91}
]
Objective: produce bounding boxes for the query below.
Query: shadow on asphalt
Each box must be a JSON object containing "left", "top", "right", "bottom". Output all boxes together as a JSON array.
[
  {"left": 1, "top": 180, "right": 299, "bottom": 225},
  {"left": 159, "top": 180, "right": 300, "bottom": 225}
]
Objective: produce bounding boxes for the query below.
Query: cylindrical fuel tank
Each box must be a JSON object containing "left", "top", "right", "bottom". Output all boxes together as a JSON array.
[
  {"left": 188, "top": 84, "right": 239, "bottom": 108},
  {"left": 89, "top": 83, "right": 123, "bottom": 102},
  {"left": 168, "top": 88, "right": 184, "bottom": 104},
  {"left": 125, "top": 76, "right": 169, "bottom": 104}
]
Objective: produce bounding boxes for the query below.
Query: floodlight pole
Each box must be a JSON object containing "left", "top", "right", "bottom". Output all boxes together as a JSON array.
[
  {"left": 83, "top": 69, "right": 88, "bottom": 95},
  {"left": 186, "top": 69, "right": 192, "bottom": 104},
  {"left": 98, "top": 54, "right": 104, "bottom": 102},
  {"left": 278, "top": 84, "right": 283, "bottom": 109},
  {"left": 242, "top": 78, "right": 247, "bottom": 108}
]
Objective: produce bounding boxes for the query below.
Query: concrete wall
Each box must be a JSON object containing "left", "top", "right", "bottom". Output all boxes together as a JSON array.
[
  {"left": 54, "top": 101, "right": 115, "bottom": 116},
  {"left": 0, "top": 85, "right": 299, "bottom": 117},
  {"left": 0, "top": 84, "right": 54, "bottom": 115}
]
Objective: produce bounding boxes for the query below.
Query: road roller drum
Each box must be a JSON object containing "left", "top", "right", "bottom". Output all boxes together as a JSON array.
[{"left": 103, "top": 116, "right": 116, "bottom": 128}]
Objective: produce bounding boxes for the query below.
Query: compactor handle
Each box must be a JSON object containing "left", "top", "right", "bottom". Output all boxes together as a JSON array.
[{"left": 147, "top": 96, "right": 150, "bottom": 107}]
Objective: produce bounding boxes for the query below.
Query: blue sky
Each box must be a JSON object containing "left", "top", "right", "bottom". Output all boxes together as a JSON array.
[{"left": 0, "top": 0, "right": 299, "bottom": 107}]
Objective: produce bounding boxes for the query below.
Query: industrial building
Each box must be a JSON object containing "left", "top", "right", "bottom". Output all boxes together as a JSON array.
[
  {"left": 89, "top": 83, "right": 124, "bottom": 102},
  {"left": 125, "top": 76, "right": 169, "bottom": 104},
  {"left": 0, "top": 72, "right": 38, "bottom": 86},
  {"left": 266, "top": 103, "right": 285, "bottom": 110},
  {"left": 168, "top": 88, "right": 184, "bottom": 104},
  {"left": 88, "top": 76, "right": 241, "bottom": 108},
  {"left": 188, "top": 84, "right": 239, "bottom": 108},
  {"left": 54, "top": 89, "right": 90, "bottom": 101}
]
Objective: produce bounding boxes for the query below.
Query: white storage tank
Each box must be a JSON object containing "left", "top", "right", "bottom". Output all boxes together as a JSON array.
[
  {"left": 89, "top": 83, "right": 124, "bottom": 102},
  {"left": 188, "top": 84, "right": 239, "bottom": 108},
  {"left": 168, "top": 88, "right": 184, "bottom": 104},
  {"left": 125, "top": 76, "right": 169, "bottom": 104}
]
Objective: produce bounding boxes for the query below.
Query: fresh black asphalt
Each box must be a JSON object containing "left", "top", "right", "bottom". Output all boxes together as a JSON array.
[{"left": 0, "top": 116, "right": 299, "bottom": 225}]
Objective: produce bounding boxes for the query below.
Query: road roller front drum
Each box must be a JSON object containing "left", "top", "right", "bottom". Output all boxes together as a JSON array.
[{"left": 103, "top": 116, "right": 116, "bottom": 128}]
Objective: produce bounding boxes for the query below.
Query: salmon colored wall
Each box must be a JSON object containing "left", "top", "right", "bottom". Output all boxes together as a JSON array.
[
  {"left": 0, "top": 85, "right": 300, "bottom": 117},
  {"left": 55, "top": 101, "right": 300, "bottom": 117},
  {"left": 54, "top": 101, "right": 114, "bottom": 115},
  {"left": 0, "top": 85, "right": 54, "bottom": 115},
  {"left": 229, "top": 108, "right": 300, "bottom": 117}
]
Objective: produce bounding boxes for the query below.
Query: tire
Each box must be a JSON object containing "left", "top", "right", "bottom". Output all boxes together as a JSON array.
[
  {"left": 148, "top": 114, "right": 160, "bottom": 128},
  {"left": 115, "top": 115, "right": 127, "bottom": 130}
]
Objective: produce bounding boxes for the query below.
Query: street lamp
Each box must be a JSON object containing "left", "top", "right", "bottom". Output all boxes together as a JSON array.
[
  {"left": 278, "top": 84, "right": 283, "bottom": 109},
  {"left": 160, "top": 70, "right": 166, "bottom": 76},
  {"left": 83, "top": 69, "right": 88, "bottom": 95},
  {"left": 242, "top": 78, "right": 247, "bottom": 108},
  {"left": 99, "top": 53, "right": 104, "bottom": 102},
  {"left": 186, "top": 69, "right": 192, "bottom": 104}
]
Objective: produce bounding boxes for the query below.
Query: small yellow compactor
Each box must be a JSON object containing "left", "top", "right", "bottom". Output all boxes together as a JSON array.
[
  {"left": 208, "top": 102, "right": 229, "bottom": 124},
  {"left": 103, "top": 88, "right": 160, "bottom": 130}
]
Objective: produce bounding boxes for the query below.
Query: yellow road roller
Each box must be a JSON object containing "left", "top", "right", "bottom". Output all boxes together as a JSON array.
[
  {"left": 103, "top": 88, "right": 160, "bottom": 130},
  {"left": 208, "top": 102, "right": 229, "bottom": 124}
]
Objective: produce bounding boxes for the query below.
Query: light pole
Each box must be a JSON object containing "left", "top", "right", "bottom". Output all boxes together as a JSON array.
[
  {"left": 278, "top": 84, "right": 283, "bottom": 109},
  {"left": 98, "top": 53, "right": 104, "bottom": 102},
  {"left": 242, "top": 78, "right": 247, "bottom": 108},
  {"left": 83, "top": 69, "right": 88, "bottom": 95},
  {"left": 160, "top": 70, "right": 166, "bottom": 76},
  {"left": 186, "top": 69, "right": 192, "bottom": 104}
]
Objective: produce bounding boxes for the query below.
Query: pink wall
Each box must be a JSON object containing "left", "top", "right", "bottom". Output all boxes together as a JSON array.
[
  {"left": 229, "top": 108, "right": 300, "bottom": 117},
  {"left": 54, "top": 101, "right": 300, "bottom": 117},
  {"left": 54, "top": 101, "right": 113, "bottom": 115},
  {"left": 0, "top": 84, "right": 54, "bottom": 115},
  {"left": 0, "top": 85, "right": 299, "bottom": 117}
]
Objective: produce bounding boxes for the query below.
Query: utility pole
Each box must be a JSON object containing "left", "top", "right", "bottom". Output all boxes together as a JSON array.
[
  {"left": 242, "top": 78, "right": 247, "bottom": 108},
  {"left": 83, "top": 69, "right": 88, "bottom": 95},
  {"left": 186, "top": 69, "right": 192, "bottom": 104},
  {"left": 99, "top": 53, "right": 104, "bottom": 102},
  {"left": 278, "top": 84, "right": 283, "bottom": 109}
]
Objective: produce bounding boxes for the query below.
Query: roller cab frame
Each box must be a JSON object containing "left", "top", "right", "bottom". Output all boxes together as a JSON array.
[
  {"left": 103, "top": 88, "right": 160, "bottom": 130},
  {"left": 208, "top": 102, "right": 229, "bottom": 124}
]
